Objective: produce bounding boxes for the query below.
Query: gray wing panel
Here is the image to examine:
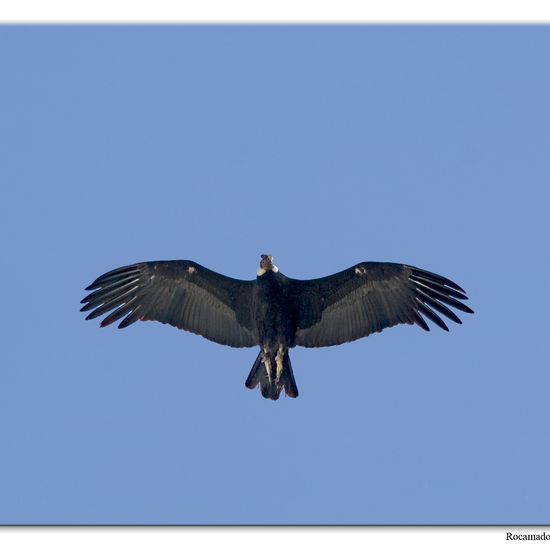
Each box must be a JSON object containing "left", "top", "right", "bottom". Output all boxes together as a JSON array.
[
  {"left": 293, "top": 262, "right": 472, "bottom": 348},
  {"left": 82, "top": 260, "right": 258, "bottom": 348}
]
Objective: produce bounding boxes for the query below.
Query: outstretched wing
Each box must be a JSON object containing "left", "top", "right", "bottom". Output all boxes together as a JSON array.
[
  {"left": 81, "top": 260, "right": 258, "bottom": 348},
  {"left": 292, "top": 262, "right": 474, "bottom": 348}
]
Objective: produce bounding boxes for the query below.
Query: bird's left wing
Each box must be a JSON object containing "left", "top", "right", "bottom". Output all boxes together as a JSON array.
[
  {"left": 291, "top": 262, "right": 474, "bottom": 348},
  {"left": 81, "top": 260, "right": 258, "bottom": 348}
]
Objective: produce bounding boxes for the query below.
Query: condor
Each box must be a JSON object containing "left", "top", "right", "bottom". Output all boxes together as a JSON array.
[{"left": 81, "top": 255, "right": 473, "bottom": 400}]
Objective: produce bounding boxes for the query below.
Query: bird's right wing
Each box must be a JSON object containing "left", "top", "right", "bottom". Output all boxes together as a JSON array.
[
  {"left": 81, "top": 260, "right": 258, "bottom": 348},
  {"left": 291, "top": 262, "right": 473, "bottom": 348}
]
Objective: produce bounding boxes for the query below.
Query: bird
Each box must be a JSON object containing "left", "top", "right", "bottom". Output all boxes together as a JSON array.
[{"left": 81, "top": 254, "right": 473, "bottom": 400}]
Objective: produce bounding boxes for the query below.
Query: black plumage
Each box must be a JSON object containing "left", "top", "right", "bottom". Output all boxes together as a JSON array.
[{"left": 81, "top": 255, "right": 473, "bottom": 400}]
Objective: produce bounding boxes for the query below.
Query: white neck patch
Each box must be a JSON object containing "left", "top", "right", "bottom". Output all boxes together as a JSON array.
[{"left": 257, "top": 264, "right": 278, "bottom": 277}]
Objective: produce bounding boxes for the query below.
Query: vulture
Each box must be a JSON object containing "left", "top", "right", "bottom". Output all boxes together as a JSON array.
[{"left": 81, "top": 255, "right": 473, "bottom": 400}]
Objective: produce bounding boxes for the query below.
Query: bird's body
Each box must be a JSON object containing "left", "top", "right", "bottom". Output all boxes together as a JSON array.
[
  {"left": 81, "top": 255, "right": 473, "bottom": 400},
  {"left": 249, "top": 265, "right": 299, "bottom": 398},
  {"left": 255, "top": 268, "right": 296, "bottom": 348}
]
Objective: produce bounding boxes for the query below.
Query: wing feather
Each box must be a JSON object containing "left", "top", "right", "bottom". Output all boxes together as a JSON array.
[
  {"left": 81, "top": 260, "right": 258, "bottom": 348},
  {"left": 293, "top": 262, "right": 473, "bottom": 348}
]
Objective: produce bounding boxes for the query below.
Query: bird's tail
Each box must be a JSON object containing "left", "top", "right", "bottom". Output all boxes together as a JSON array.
[{"left": 245, "top": 348, "right": 299, "bottom": 400}]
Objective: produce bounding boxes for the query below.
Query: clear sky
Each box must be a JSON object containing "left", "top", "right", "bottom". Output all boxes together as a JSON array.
[{"left": 1, "top": 26, "right": 549, "bottom": 525}]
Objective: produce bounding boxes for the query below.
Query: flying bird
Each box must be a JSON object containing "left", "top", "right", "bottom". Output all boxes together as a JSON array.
[{"left": 81, "top": 255, "right": 473, "bottom": 400}]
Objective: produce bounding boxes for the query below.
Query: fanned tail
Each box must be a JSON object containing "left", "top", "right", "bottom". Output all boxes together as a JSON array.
[{"left": 245, "top": 349, "right": 298, "bottom": 400}]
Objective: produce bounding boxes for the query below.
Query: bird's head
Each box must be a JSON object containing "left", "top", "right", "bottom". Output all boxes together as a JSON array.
[{"left": 257, "top": 254, "right": 279, "bottom": 276}]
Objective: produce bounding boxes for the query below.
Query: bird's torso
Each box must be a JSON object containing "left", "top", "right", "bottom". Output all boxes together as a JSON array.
[{"left": 254, "top": 271, "right": 297, "bottom": 351}]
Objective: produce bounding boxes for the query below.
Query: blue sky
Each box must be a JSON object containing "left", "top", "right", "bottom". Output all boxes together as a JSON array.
[{"left": 1, "top": 26, "right": 549, "bottom": 525}]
